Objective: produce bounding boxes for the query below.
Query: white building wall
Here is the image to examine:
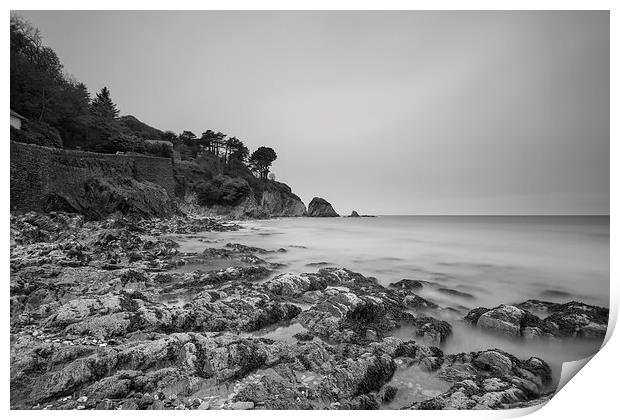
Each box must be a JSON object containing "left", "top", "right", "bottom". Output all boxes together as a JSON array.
[{"left": 10, "top": 115, "right": 22, "bottom": 130}]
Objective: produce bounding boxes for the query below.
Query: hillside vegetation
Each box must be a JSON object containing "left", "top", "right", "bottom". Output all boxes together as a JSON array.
[{"left": 10, "top": 15, "right": 305, "bottom": 218}]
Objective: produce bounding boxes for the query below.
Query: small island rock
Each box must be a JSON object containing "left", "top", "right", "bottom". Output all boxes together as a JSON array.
[{"left": 307, "top": 197, "right": 339, "bottom": 217}]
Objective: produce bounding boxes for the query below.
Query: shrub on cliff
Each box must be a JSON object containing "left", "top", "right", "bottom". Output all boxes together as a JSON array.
[
  {"left": 195, "top": 175, "right": 251, "bottom": 206},
  {"left": 119, "top": 115, "right": 163, "bottom": 140},
  {"left": 95, "top": 135, "right": 146, "bottom": 154},
  {"left": 10, "top": 121, "right": 62, "bottom": 148},
  {"left": 145, "top": 141, "right": 173, "bottom": 158}
]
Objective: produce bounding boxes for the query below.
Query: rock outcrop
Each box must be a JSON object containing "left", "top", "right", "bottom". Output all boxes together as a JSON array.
[
  {"left": 348, "top": 210, "right": 376, "bottom": 218},
  {"left": 407, "top": 349, "right": 553, "bottom": 409},
  {"left": 198, "top": 189, "right": 306, "bottom": 219},
  {"left": 465, "top": 301, "right": 609, "bottom": 339},
  {"left": 258, "top": 188, "right": 307, "bottom": 217},
  {"left": 307, "top": 197, "right": 339, "bottom": 217},
  {"left": 175, "top": 160, "right": 306, "bottom": 219}
]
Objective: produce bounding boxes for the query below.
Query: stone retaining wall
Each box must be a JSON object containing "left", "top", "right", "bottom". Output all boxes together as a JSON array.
[{"left": 10, "top": 141, "right": 175, "bottom": 211}]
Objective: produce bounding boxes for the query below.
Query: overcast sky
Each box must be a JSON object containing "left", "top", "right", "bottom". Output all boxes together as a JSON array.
[{"left": 17, "top": 11, "right": 609, "bottom": 215}]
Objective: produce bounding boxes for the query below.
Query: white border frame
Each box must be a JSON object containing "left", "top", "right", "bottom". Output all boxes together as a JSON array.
[{"left": 3, "top": 2, "right": 616, "bottom": 419}]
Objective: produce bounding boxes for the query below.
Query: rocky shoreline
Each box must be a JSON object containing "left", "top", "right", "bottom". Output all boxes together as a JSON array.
[{"left": 10, "top": 212, "right": 608, "bottom": 410}]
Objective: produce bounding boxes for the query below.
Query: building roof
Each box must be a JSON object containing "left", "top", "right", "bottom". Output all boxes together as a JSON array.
[{"left": 10, "top": 109, "right": 27, "bottom": 121}]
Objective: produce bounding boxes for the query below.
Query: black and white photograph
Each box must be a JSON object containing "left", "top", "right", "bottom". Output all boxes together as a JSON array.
[{"left": 6, "top": 4, "right": 613, "bottom": 414}]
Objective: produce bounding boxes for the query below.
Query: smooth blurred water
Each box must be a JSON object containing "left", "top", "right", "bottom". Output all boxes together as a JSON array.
[
  {"left": 177, "top": 216, "right": 609, "bottom": 308},
  {"left": 174, "top": 216, "right": 609, "bottom": 381}
]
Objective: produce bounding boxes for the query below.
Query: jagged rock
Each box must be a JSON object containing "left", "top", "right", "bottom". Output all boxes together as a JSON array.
[
  {"left": 199, "top": 246, "right": 280, "bottom": 269},
  {"left": 408, "top": 350, "right": 552, "bottom": 410},
  {"left": 389, "top": 279, "right": 424, "bottom": 290},
  {"left": 10, "top": 212, "right": 85, "bottom": 245},
  {"left": 225, "top": 243, "right": 277, "bottom": 254},
  {"left": 466, "top": 301, "right": 608, "bottom": 339},
  {"left": 265, "top": 273, "right": 327, "bottom": 297},
  {"left": 413, "top": 317, "right": 452, "bottom": 346},
  {"left": 11, "top": 332, "right": 426, "bottom": 410},
  {"left": 465, "top": 304, "right": 550, "bottom": 338},
  {"left": 475, "top": 305, "right": 526, "bottom": 336},
  {"left": 403, "top": 294, "right": 438, "bottom": 310},
  {"left": 131, "top": 216, "right": 239, "bottom": 234},
  {"left": 474, "top": 351, "right": 513, "bottom": 375},
  {"left": 517, "top": 300, "right": 609, "bottom": 338},
  {"left": 307, "top": 197, "right": 339, "bottom": 217},
  {"left": 350, "top": 211, "right": 360, "bottom": 217}
]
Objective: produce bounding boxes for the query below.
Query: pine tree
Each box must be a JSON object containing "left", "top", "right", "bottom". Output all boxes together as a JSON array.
[
  {"left": 249, "top": 147, "right": 277, "bottom": 179},
  {"left": 90, "top": 86, "right": 119, "bottom": 120}
]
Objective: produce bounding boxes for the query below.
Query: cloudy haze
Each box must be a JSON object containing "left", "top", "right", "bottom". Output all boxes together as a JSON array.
[{"left": 17, "top": 11, "right": 609, "bottom": 215}]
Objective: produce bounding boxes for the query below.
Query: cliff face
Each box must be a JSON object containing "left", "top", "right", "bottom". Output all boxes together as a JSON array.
[
  {"left": 261, "top": 189, "right": 307, "bottom": 217},
  {"left": 174, "top": 158, "right": 306, "bottom": 219},
  {"left": 186, "top": 184, "right": 306, "bottom": 219}
]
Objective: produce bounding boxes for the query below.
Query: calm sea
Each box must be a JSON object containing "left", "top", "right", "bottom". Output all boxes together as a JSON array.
[{"left": 174, "top": 215, "right": 610, "bottom": 385}]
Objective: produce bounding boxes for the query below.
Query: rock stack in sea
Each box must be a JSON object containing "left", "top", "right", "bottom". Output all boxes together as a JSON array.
[{"left": 307, "top": 197, "right": 339, "bottom": 217}]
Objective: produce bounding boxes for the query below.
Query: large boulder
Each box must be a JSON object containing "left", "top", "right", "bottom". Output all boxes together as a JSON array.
[
  {"left": 465, "top": 300, "right": 609, "bottom": 339},
  {"left": 465, "top": 304, "right": 548, "bottom": 337},
  {"left": 307, "top": 197, "right": 339, "bottom": 217},
  {"left": 517, "top": 300, "right": 609, "bottom": 338},
  {"left": 476, "top": 305, "right": 526, "bottom": 336},
  {"left": 264, "top": 273, "right": 327, "bottom": 297}
]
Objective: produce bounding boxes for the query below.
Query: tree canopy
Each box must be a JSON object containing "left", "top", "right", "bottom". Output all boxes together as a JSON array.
[
  {"left": 226, "top": 137, "right": 249, "bottom": 162},
  {"left": 90, "top": 87, "right": 119, "bottom": 120},
  {"left": 249, "top": 147, "right": 278, "bottom": 180},
  {"left": 11, "top": 15, "right": 89, "bottom": 147}
]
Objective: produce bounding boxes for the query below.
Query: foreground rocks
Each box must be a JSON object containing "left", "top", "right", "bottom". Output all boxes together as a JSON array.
[
  {"left": 408, "top": 349, "right": 553, "bottom": 409},
  {"left": 265, "top": 268, "right": 449, "bottom": 346},
  {"left": 10, "top": 328, "right": 554, "bottom": 411},
  {"left": 10, "top": 211, "right": 607, "bottom": 410},
  {"left": 307, "top": 197, "right": 339, "bottom": 217}
]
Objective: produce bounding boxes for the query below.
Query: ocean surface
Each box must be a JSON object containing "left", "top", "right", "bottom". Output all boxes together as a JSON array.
[{"left": 173, "top": 215, "right": 610, "bottom": 390}]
